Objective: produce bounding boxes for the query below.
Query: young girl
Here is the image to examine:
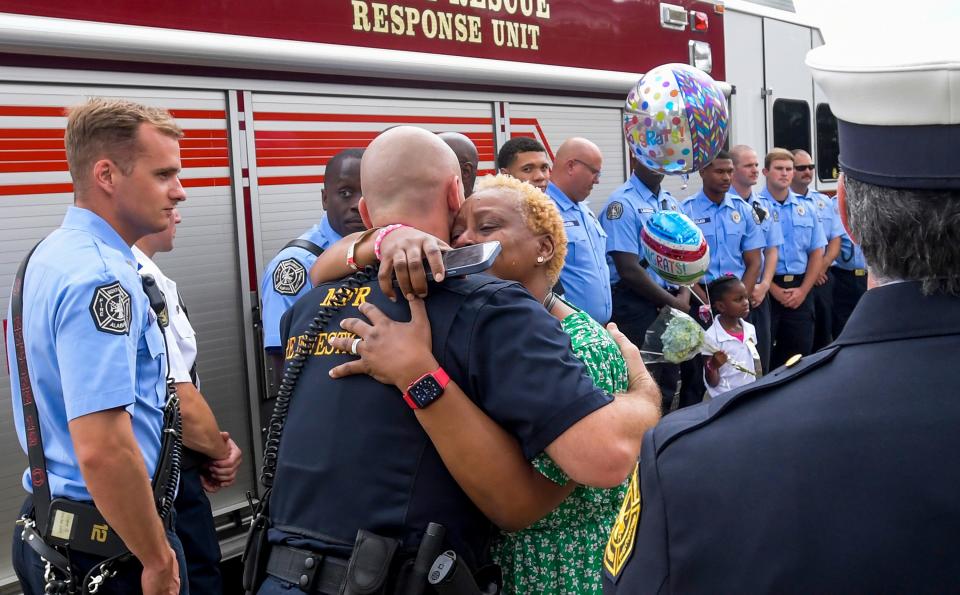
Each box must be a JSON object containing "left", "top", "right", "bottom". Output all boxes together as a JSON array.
[{"left": 702, "top": 275, "right": 762, "bottom": 398}]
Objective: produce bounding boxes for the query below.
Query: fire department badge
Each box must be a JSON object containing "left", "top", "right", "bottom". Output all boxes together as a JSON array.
[
  {"left": 273, "top": 258, "right": 306, "bottom": 296},
  {"left": 89, "top": 281, "right": 131, "bottom": 335},
  {"left": 817, "top": 200, "right": 826, "bottom": 211},
  {"left": 606, "top": 201, "right": 623, "bottom": 220},
  {"left": 731, "top": 210, "right": 742, "bottom": 224},
  {"left": 797, "top": 205, "right": 806, "bottom": 216},
  {"left": 603, "top": 464, "right": 641, "bottom": 582}
]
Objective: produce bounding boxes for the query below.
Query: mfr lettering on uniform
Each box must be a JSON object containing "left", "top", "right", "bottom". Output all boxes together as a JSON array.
[
  {"left": 285, "top": 331, "right": 359, "bottom": 360},
  {"left": 319, "top": 286, "right": 371, "bottom": 307}
]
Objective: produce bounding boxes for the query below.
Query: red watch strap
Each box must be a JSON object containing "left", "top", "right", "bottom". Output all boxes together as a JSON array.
[{"left": 402, "top": 367, "right": 450, "bottom": 409}]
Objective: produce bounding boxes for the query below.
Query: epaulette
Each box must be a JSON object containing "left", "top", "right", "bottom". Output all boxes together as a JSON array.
[{"left": 653, "top": 345, "right": 842, "bottom": 455}]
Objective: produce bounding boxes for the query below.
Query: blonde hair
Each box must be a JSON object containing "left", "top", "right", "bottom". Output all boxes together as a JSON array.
[
  {"left": 65, "top": 97, "right": 183, "bottom": 189},
  {"left": 764, "top": 147, "right": 794, "bottom": 170},
  {"left": 474, "top": 174, "right": 568, "bottom": 285}
]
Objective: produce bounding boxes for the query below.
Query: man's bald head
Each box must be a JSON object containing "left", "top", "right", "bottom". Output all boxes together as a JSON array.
[
  {"left": 360, "top": 126, "right": 463, "bottom": 241},
  {"left": 438, "top": 132, "right": 479, "bottom": 197},
  {"left": 552, "top": 137, "right": 603, "bottom": 202}
]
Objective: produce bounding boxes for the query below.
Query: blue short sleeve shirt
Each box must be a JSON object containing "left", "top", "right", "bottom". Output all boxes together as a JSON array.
[
  {"left": 681, "top": 192, "right": 765, "bottom": 282},
  {"left": 546, "top": 183, "right": 612, "bottom": 323},
  {"left": 802, "top": 190, "right": 845, "bottom": 243},
  {"left": 6, "top": 207, "right": 167, "bottom": 501},
  {"left": 601, "top": 174, "right": 680, "bottom": 289},
  {"left": 761, "top": 189, "right": 828, "bottom": 275},
  {"left": 260, "top": 215, "right": 344, "bottom": 349},
  {"left": 731, "top": 190, "right": 784, "bottom": 276},
  {"left": 835, "top": 232, "right": 867, "bottom": 271}
]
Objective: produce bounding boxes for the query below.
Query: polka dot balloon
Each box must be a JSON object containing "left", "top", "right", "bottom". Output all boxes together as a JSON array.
[{"left": 623, "top": 63, "right": 729, "bottom": 175}]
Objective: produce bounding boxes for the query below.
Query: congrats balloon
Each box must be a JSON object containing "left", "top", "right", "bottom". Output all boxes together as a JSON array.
[
  {"left": 624, "top": 63, "right": 729, "bottom": 175},
  {"left": 641, "top": 211, "right": 709, "bottom": 285}
]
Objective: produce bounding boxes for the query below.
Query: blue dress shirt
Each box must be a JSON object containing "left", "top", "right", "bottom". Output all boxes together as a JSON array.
[
  {"left": 761, "top": 189, "right": 828, "bottom": 275},
  {"left": 6, "top": 207, "right": 167, "bottom": 501},
  {"left": 546, "top": 182, "right": 612, "bottom": 323},
  {"left": 681, "top": 192, "right": 765, "bottom": 282},
  {"left": 260, "top": 215, "right": 344, "bottom": 349}
]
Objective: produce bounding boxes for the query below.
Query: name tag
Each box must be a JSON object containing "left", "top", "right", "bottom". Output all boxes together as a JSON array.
[
  {"left": 638, "top": 208, "right": 654, "bottom": 214},
  {"left": 695, "top": 217, "right": 711, "bottom": 224},
  {"left": 564, "top": 220, "right": 580, "bottom": 227}
]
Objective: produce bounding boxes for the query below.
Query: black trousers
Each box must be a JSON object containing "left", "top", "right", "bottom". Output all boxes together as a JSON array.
[
  {"left": 770, "top": 274, "right": 816, "bottom": 369},
  {"left": 175, "top": 464, "right": 223, "bottom": 595},
  {"left": 13, "top": 498, "right": 188, "bottom": 595},
  {"left": 831, "top": 267, "right": 868, "bottom": 337},
  {"left": 812, "top": 270, "right": 835, "bottom": 351},
  {"left": 746, "top": 297, "right": 771, "bottom": 375}
]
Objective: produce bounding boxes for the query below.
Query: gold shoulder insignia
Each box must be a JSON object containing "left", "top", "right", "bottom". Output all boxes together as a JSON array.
[{"left": 604, "top": 463, "right": 642, "bottom": 580}]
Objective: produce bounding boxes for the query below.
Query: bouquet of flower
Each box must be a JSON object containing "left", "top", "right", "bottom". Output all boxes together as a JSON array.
[{"left": 641, "top": 308, "right": 756, "bottom": 375}]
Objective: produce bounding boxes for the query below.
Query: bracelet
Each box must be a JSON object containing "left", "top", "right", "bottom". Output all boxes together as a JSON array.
[
  {"left": 346, "top": 227, "right": 380, "bottom": 271},
  {"left": 373, "top": 224, "right": 407, "bottom": 261}
]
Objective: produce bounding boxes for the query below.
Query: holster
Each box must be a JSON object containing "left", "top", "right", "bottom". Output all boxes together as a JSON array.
[
  {"left": 242, "top": 494, "right": 271, "bottom": 594},
  {"left": 341, "top": 530, "right": 399, "bottom": 595}
]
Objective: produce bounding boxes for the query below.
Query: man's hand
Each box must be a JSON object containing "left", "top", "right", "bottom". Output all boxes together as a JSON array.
[
  {"left": 377, "top": 227, "right": 450, "bottom": 301},
  {"left": 140, "top": 546, "right": 180, "bottom": 595},
  {"left": 781, "top": 287, "right": 807, "bottom": 309},
  {"left": 816, "top": 272, "right": 829, "bottom": 286},
  {"left": 329, "top": 299, "right": 438, "bottom": 392},
  {"left": 671, "top": 287, "right": 691, "bottom": 312},
  {"left": 606, "top": 323, "right": 659, "bottom": 411},
  {"left": 769, "top": 283, "right": 789, "bottom": 306},
  {"left": 202, "top": 432, "right": 242, "bottom": 493},
  {"left": 751, "top": 280, "right": 769, "bottom": 307}
]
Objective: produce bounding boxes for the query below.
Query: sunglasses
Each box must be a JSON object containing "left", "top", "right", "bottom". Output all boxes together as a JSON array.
[{"left": 795, "top": 164, "right": 816, "bottom": 172}]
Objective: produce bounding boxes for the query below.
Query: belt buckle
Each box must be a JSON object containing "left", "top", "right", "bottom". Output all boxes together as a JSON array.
[
  {"left": 854, "top": 269, "right": 866, "bottom": 277},
  {"left": 783, "top": 275, "right": 795, "bottom": 283}
]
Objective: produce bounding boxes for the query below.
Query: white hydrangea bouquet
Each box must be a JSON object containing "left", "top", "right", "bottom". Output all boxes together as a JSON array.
[{"left": 641, "top": 307, "right": 755, "bottom": 375}]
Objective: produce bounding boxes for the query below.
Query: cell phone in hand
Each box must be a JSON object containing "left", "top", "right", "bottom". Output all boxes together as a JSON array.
[{"left": 430, "top": 241, "right": 502, "bottom": 278}]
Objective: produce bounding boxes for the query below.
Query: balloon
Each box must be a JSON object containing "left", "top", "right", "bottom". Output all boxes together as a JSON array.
[
  {"left": 641, "top": 211, "right": 710, "bottom": 285},
  {"left": 623, "top": 63, "right": 729, "bottom": 175}
]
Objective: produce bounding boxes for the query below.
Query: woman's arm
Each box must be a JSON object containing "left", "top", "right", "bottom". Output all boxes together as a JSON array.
[
  {"left": 309, "top": 226, "right": 450, "bottom": 300},
  {"left": 329, "top": 298, "right": 572, "bottom": 531}
]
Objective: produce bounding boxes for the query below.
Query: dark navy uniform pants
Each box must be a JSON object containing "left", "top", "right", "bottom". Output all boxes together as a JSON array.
[
  {"left": 13, "top": 498, "right": 188, "bottom": 595},
  {"left": 175, "top": 465, "right": 223, "bottom": 595},
  {"left": 812, "top": 270, "right": 835, "bottom": 351},
  {"left": 747, "top": 296, "right": 771, "bottom": 374},
  {"left": 770, "top": 274, "right": 816, "bottom": 369},
  {"left": 831, "top": 267, "right": 867, "bottom": 337}
]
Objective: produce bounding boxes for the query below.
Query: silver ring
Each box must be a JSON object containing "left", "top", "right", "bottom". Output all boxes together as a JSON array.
[{"left": 349, "top": 337, "right": 362, "bottom": 356}]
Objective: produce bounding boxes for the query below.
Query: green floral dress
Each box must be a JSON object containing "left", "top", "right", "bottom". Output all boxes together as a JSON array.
[{"left": 492, "top": 307, "right": 630, "bottom": 595}]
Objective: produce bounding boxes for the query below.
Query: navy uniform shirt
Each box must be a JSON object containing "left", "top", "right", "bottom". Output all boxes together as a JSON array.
[
  {"left": 601, "top": 174, "right": 680, "bottom": 289},
  {"left": 604, "top": 282, "right": 960, "bottom": 593},
  {"left": 761, "top": 188, "right": 828, "bottom": 275},
  {"left": 546, "top": 182, "right": 612, "bottom": 323},
  {"left": 260, "top": 215, "right": 343, "bottom": 349},
  {"left": 5, "top": 207, "right": 167, "bottom": 501},
  {"left": 269, "top": 272, "right": 613, "bottom": 567},
  {"left": 681, "top": 192, "right": 765, "bottom": 282}
]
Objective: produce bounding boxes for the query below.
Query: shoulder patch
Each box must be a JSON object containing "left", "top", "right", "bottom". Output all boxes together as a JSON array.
[
  {"left": 273, "top": 258, "right": 307, "bottom": 296},
  {"left": 604, "top": 464, "right": 642, "bottom": 582},
  {"left": 606, "top": 201, "right": 624, "bottom": 220},
  {"left": 89, "top": 281, "right": 131, "bottom": 335}
]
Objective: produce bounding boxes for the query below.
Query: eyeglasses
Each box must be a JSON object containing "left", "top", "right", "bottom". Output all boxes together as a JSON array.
[
  {"left": 795, "top": 164, "right": 816, "bottom": 172},
  {"left": 573, "top": 159, "right": 601, "bottom": 179}
]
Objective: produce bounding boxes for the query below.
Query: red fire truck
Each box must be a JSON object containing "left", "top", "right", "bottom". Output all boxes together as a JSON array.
[{"left": 0, "top": 0, "right": 831, "bottom": 587}]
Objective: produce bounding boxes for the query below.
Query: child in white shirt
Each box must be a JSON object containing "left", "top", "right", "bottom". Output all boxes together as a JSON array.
[{"left": 702, "top": 275, "right": 762, "bottom": 398}]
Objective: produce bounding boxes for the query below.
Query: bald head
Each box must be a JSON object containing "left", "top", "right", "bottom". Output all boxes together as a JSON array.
[
  {"left": 552, "top": 137, "right": 603, "bottom": 202},
  {"left": 360, "top": 126, "right": 463, "bottom": 241},
  {"left": 438, "top": 132, "right": 479, "bottom": 197}
]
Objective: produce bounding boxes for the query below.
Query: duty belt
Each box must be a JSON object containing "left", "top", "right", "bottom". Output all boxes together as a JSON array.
[{"left": 266, "top": 546, "right": 348, "bottom": 594}]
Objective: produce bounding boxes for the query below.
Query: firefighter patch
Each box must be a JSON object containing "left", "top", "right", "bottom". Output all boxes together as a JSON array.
[
  {"left": 273, "top": 258, "right": 306, "bottom": 296},
  {"left": 797, "top": 205, "right": 806, "bottom": 216},
  {"left": 606, "top": 201, "right": 624, "bottom": 220},
  {"left": 731, "top": 210, "right": 742, "bottom": 224},
  {"left": 604, "top": 464, "right": 642, "bottom": 582},
  {"left": 89, "top": 281, "right": 131, "bottom": 335}
]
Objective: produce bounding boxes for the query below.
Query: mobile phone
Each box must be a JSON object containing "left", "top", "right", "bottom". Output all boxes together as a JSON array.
[{"left": 433, "top": 241, "right": 501, "bottom": 278}]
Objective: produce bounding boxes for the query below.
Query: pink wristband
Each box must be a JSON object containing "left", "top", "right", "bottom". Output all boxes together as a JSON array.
[{"left": 374, "top": 224, "right": 407, "bottom": 260}]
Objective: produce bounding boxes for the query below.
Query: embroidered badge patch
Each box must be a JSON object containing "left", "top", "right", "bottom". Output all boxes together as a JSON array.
[
  {"left": 797, "top": 205, "right": 806, "bottom": 216},
  {"left": 731, "top": 210, "right": 742, "bottom": 224},
  {"left": 817, "top": 200, "right": 826, "bottom": 210},
  {"left": 89, "top": 281, "right": 131, "bottom": 335},
  {"left": 604, "top": 464, "right": 642, "bottom": 582},
  {"left": 273, "top": 258, "right": 307, "bottom": 296},
  {"left": 606, "top": 201, "right": 624, "bottom": 220}
]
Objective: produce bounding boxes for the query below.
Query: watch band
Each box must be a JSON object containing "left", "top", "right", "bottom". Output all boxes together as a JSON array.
[
  {"left": 346, "top": 226, "right": 380, "bottom": 271},
  {"left": 402, "top": 367, "right": 450, "bottom": 410}
]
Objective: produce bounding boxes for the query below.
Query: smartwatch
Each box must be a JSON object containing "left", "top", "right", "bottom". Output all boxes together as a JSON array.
[{"left": 402, "top": 367, "right": 450, "bottom": 410}]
